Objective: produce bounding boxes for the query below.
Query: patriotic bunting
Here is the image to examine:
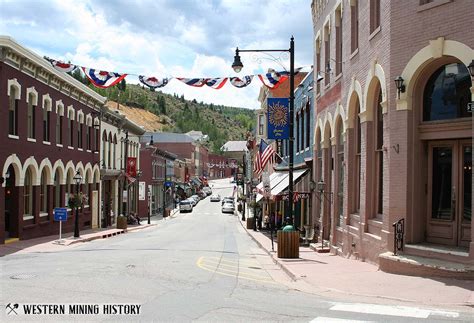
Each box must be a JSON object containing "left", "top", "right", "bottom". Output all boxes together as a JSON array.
[
  {"left": 205, "top": 78, "right": 228, "bottom": 89},
  {"left": 82, "top": 68, "right": 128, "bottom": 89},
  {"left": 139, "top": 75, "right": 169, "bottom": 89},
  {"left": 176, "top": 78, "right": 207, "bottom": 87},
  {"left": 47, "top": 59, "right": 76, "bottom": 73},
  {"left": 257, "top": 71, "right": 288, "bottom": 89},
  {"left": 46, "top": 56, "right": 309, "bottom": 90},
  {"left": 229, "top": 75, "right": 253, "bottom": 88}
]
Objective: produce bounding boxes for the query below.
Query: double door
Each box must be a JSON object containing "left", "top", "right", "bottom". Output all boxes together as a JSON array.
[{"left": 427, "top": 140, "right": 472, "bottom": 247}]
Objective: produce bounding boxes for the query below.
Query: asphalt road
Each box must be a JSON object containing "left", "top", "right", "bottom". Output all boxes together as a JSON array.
[{"left": 0, "top": 178, "right": 471, "bottom": 322}]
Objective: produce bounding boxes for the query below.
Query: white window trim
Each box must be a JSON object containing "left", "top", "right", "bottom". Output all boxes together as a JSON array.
[
  {"left": 68, "top": 146, "right": 74, "bottom": 150},
  {"left": 56, "top": 144, "right": 63, "bottom": 148},
  {"left": 8, "top": 135, "right": 19, "bottom": 140},
  {"left": 27, "top": 138, "right": 37, "bottom": 143},
  {"left": 39, "top": 212, "right": 49, "bottom": 217},
  {"left": 23, "top": 215, "right": 34, "bottom": 221},
  {"left": 7, "top": 78, "right": 22, "bottom": 99},
  {"left": 78, "top": 148, "right": 83, "bottom": 151},
  {"left": 43, "top": 141, "right": 51, "bottom": 145}
]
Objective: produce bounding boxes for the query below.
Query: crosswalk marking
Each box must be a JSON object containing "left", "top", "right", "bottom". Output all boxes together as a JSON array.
[{"left": 329, "top": 303, "right": 459, "bottom": 319}]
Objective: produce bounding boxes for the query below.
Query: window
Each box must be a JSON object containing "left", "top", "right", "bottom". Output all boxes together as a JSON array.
[
  {"left": 24, "top": 168, "right": 33, "bottom": 218},
  {"left": 300, "top": 111, "right": 305, "bottom": 151},
  {"left": 40, "top": 169, "right": 48, "bottom": 213},
  {"left": 354, "top": 101, "right": 361, "bottom": 213},
  {"left": 324, "top": 24, "right": 331, "bottom": 85},
  {"left": 54, "top": 171, "right": 61, "bottom": 208},
  {"left": 43, "top": 109, "right": 51, "bottom": 142},
  {"left": 86, "top": 126, "right": 91, "bottom": 150},
  {"left": 56, "top": 115, "right": 63, "bottom": 144},
  {"left": 84, "top": 173, "right": 89, "bottom": 200},
  {"left": 296, "top": 114, "right": 300, "bottom": 151},
  {"left": 374, "top": 90, "right": 384, "bottom": 216},
  {"left": 316, "top": 41, "right": 321, "bottom": 94},
  {"left": 335, "top": 7, "right": 343, "bottom": 75},
  {"left": 351, "top": 0, "right": 359, "bottom": 53},
  {"left": 113, "top": 136, "right": 117, "bottom": 169},
  {"left": 77, "top": 123, "right": 82, "bottom": 148},
  {"left": 108, "top": 136, "right": 112, "bottom": 169},
  {"left": 370, "top": 0, "right": 381, "bottom": 34},
  {"left": 306, "top": 105, "right": 310, "bottom": 149},
  {"left": 423, "top": 63, "right": 471, "bottom": 122},
  {"left": 102, "top": 132, "right": 107, "bottom": 168},
  {"left": 68, "top": 110, "right": 74, "bottom": 147},
  {"left": 9, "top": 86, "right": 19, "bottom": 136},
  {"left": 336, "top": 122, "right": 344, "bottom": 226},
  {"left": 27, "top": 93, "right": 36, "bottom": 139}
]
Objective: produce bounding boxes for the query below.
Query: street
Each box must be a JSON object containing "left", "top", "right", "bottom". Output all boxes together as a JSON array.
[{"left": 0, "top": 179, "right": 471, "bottom": 322}]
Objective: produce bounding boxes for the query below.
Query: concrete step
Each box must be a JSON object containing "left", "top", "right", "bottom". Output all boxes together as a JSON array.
[
  {"left": 404, "top": 243, "right": 472, "bottom": 264},
  {"left": 379, "top": 251, "right": 474, "bottom": 279},
  {"left": 310, "top": 241, "right": 330, "bottom": 253}
]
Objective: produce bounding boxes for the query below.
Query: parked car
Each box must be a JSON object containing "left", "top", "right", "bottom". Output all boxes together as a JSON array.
[
  {"left": 179, "top": 200, "right": 193, "bottom": 213},
  {"left": 198, "top": 191, "right": 207, "bottom": 199},
  {"left": 222, "top": 201, "right": 235, "bottom": 214},
  {"left": 221, "top": 197, "right": 234, "bottom": 206},
  {"left": 202, "top": 186, "right": 212, "bottom": 196},
  {"left": 189, "top": 195, "right": 199, "bottom": 206},
  {"left": 210, "top": 194, "right": 221, "bottom": 202}
]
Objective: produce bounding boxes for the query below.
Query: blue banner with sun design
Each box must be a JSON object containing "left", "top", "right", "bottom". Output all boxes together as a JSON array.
[{"left": 267, "top": 98, "right": 289, "bottom": 139}]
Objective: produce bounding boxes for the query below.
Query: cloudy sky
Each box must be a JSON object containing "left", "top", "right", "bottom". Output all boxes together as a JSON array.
[{"left": 0, "top": 0, "right": 313, "bottom": 109}]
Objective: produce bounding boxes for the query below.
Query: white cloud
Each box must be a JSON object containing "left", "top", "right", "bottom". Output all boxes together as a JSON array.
[{"left": 0, "top": 0, "right": 313, "bottom": 109}]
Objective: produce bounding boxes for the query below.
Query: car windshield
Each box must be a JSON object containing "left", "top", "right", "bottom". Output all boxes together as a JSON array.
[{"left": 180, "top": 201, "right": 190, "bottom": 205}]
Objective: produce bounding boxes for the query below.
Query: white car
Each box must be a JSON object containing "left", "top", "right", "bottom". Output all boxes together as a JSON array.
[
  {"left": 179, "top": 200, "right": 193, "bottom": 213},
  {"left": 210, "top": 194, "right": 221, "bottom": 202},
  {"left": 202, "top": 187, "right": 212, "bottom": 196},
  {"left": 222, "top": 201, "right": 235, "bottom": 214},
  {"left": 190, "top": 195, "right": 200, "bottom": 205}
]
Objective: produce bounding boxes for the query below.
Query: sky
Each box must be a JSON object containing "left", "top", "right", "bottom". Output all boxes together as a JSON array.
[{"left": 0, "top": 0, "right": 314, "bottom": 109}]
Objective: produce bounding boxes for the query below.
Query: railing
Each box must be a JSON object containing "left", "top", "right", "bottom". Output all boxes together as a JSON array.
[{"left": 392, "top": 218, "right": 405, "bottom": 255}]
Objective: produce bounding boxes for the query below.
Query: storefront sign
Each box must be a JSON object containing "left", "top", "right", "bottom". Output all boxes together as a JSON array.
[{"left": 138, "top": 181, "right": 146, "bottom": 201}]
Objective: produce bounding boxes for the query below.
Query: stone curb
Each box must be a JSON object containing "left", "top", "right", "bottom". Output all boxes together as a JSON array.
[{"left": 65, "top": 224, "right": 157, "bottom": 246}]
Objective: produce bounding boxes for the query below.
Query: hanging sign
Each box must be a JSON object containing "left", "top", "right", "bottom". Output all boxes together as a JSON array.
[
  {"left": 127, "top": 157, "right": 137, "bottom": 177},
  {"left": 267, "top": 98, "right": 289, "bottom": 139}
]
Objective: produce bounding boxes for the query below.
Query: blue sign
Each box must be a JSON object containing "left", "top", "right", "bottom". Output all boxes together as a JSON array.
[
  {"left": 267, "top": 98, "right": 289, "bottom": 139},
  {"left": 165, "top": 181, "right": 173, "bottom": 187},
  {"left": 54, "top": 208, "right": 68, "bottom": 221}
]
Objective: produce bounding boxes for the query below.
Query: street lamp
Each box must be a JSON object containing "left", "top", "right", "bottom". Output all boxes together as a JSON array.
[
  {"left": 73, "top": 171, "right": 82, "bottom": 238},
  {"left": 231, "top": 36, "right": 296, "bottom": 229}
]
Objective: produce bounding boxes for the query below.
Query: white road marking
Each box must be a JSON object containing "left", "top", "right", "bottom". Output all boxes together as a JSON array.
[
  {"left": 329, "top": 303, "right": 459, "bottom": 319},
  {"left": 310, "top": 317, "right": 373, "bottom": 323}
]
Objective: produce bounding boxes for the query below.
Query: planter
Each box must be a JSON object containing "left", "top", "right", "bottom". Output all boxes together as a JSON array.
[
  {"left": 246, "top": 217, "right": 255, "bottom": 229},
  {"left": 277, "top": 230, "right": 299, "bottom": 259},
  {"left": 116, "top": 216, "right": 128, "bottom": 230}
]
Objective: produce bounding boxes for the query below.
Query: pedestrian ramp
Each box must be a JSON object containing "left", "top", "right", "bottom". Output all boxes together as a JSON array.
[{"left": 196, "top": 256, "right": 276, "bottom": 284}]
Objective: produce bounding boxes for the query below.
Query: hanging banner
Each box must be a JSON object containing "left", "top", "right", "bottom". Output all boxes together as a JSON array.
[
  {"left": 82, "top": 68, "right": 127, "bottom": 88},
  {"left": 267, "top": 98, "right": 289, "bottom": 139},
  {"left": 126, "top": 157, "right": 137, "bottom": 177},
  {"left": 139, "top": 75, "right": 169, "bottom": 89}
]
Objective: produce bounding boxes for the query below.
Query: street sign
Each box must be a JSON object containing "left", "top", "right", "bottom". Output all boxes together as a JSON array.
[
  {"left": 165, "top": 181, "right": 173, "bottom": 187},
  {"left": 54, "top": 208, "right": 68, "bottom": 221}
]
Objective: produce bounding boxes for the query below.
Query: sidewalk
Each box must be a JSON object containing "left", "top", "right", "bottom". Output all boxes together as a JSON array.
[{"left": 237, "top": 215, "right": 474, "bottom": 309}]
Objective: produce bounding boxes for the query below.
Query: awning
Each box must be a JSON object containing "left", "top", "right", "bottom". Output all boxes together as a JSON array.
[
  {"left": 256, "top": 171, "right": 288, "bottom": 202},
  {"left": 271, "top": 169, "right": 308, "bottom": 197}
]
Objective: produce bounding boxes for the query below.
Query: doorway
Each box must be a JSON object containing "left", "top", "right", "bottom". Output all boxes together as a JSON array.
[
  {"left": 4, "top": 165, "right": 18, "bottom": 239},
  {"left": 427, "top": 140, "right": 472, "bottom": 247}
]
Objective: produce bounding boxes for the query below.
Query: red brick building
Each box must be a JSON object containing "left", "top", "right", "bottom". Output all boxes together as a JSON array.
[
  {"left": 311, "top": 0, "right": 473, "bottom": 274},
  {"left": 0, "top": 36, "right": 104, "bottom": 243}
]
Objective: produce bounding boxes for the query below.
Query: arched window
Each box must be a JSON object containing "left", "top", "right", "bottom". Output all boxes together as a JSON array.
[
  {"left": 84, "top": 172, "right": 90, "bottom": 200},
  {"left": 78, "top": 123, "right": 83, "bottom": 148},
  {"left": 40, "top": 169, "right": 48, "bottom": 213},
  {"left": 54, "top": 170, "right": 61, "bottom": 208},
  {"left": 24, "top": 168, "right": 33, "bottom": 218},
  {"left": 336, "top": 121, "right": 344, "bottom": 226},
  {"left": 43, "top": 106, "right": 51, "bottom": 142},
  {"left": 9, "top": 86, "right": 19, "bottom": 136},
  {"left": 27, "top": 93, "right": 36, "bottom": 139},
  {"left": 56, "top": 109, "right": 63, "bottom": 145},
  {"left": 374, "top": 89, "right": 384, "bottom": 216},
  {"left": 108, "top": 133, "right": 112, "bottom": 169},
  {"left": 423, "top": 63, "right": 471, "bottom": 122},
  {"left": 68, "top": 110, "right": 74, "bottom": 147},
  {"left": 352, "top": 97, "right": 361, "bottom": 214},
  {"left": 102, "top": 132, "right": 107, "bottom": 168},
  {"left": 113, "top": 135, "right": 117, "bottom": 169}
]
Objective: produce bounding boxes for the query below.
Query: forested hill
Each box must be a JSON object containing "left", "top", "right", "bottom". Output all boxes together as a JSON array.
[{"left": 70, "top": 71, "right": 256, "bottom": 153}]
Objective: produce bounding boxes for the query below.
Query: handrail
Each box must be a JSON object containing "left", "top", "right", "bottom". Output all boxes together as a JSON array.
[{"left": 392, "top": 218, "right": 405, "bottom": 255}]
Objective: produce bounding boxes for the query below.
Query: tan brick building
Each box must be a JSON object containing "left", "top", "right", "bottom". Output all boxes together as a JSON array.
[{"left": 311, "top": 0, "right": 473, "bottom": 275}]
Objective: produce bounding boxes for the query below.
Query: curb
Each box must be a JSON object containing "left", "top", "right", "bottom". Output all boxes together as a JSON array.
[{"left": 65, "top": 224, "right": 157, "bottom": 246}]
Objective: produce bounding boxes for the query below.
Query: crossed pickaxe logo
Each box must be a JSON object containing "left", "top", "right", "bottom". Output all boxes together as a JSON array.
[{"left": 6, "top": 303, "right": 19, "bottom": 315}]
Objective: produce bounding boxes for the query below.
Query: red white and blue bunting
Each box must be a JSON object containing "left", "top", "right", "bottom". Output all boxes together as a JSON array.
[
  {"left": 46, "top": 56, "right": 306, "bottom": 90},
  {"left": 82, "top": 68, "right": 127, "bottom": 89}
]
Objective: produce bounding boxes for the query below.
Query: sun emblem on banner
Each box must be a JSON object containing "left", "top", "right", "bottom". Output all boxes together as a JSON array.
[{"left": 268, "top": 102, "right": 288, "bottom": 126}]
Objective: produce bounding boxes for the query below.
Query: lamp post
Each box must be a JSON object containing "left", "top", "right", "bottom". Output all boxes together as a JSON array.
[
  {"left": 73, "top": 171, "right": 82, "bottom": 238},
  {"left": 232, "top": 37, "right": 295, "bottom": 229}
]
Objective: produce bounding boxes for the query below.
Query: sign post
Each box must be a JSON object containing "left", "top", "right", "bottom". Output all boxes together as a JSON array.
[{"left": 54, "top": 207, "right": 68, "bottom": 244}]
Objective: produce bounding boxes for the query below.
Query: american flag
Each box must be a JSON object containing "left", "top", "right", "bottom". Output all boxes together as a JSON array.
[{"left": 254, "top": 139, "right": 275, "bottom": 175}]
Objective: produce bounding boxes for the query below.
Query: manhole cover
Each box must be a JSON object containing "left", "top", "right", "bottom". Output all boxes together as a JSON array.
[
  {"left": 10, "top": 274, "right": 37, "bottom": 280},
  {"left": 248, "top": 266, "right": 262, "bottom": 270}
]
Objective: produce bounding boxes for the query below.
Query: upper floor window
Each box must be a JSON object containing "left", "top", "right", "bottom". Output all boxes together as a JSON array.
[
  {"left": 324, "top": 24, "right": 331, "bottom": 86},
  {"left": 296, "top": 114, "right": 300, "bottom": 151},
  {"left": 27, "top": 93, "right": 36, "bottom": 139},
  {"left": 335, "top": 7, "right": 343, "bottom": 75},
  {"left": 351, "top": 0, "right": 359, "bottom": 53},
  {"left": 423, "top": 63, "right": 472, "bottom": 122},
  {"left": 300, "top": 111, "right": 305, "bottom": 151},
  {"left": 68, "top": 110, "right": 74, "bottom": 147},
  {"left": 43, "top": 109, "right": 51, "bottom": 142},
  {"left": 78, "top": 123, "right": 83, "bottom": 148},
  {"left": 370, "top": 0, "right": 381, "bottom": 34},
  {"left": 86, "top": 126, "right": 91, "bottom": 150},
  {"left": 9, "top": 85, "right": 19, "bottom": 136},
  {"left": 305, "top": 105, "right": 311, "bottom": 148},
  {"left": 316, "top": 39, "right": 321, "bottom": 94}
]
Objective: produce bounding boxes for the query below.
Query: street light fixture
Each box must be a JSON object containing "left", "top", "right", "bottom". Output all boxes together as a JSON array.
[
  {"left": 231, "top": 37, "right": 296, "bottom": 229},
  {"left": 73, "top": 171, "right": 82, "bottom": 238}
]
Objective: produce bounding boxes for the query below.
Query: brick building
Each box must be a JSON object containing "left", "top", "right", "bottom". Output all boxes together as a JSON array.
[
  {"left": 311, "top": 0, "right": 473, "bottom": 274},
  {"left": 0, "top": 36, "right": 104, "bottom": 243}
]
